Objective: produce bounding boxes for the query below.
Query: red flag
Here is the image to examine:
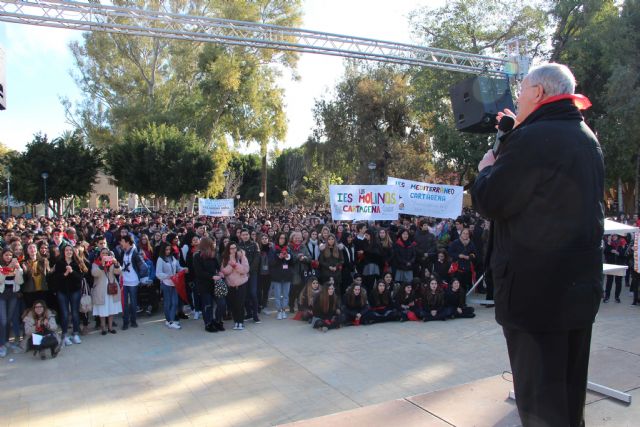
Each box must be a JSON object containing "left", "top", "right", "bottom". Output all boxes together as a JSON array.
[{"left": 171, "top": 270, "right": 188, "bottom": 303}]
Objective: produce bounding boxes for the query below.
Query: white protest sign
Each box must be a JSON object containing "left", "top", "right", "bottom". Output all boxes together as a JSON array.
[
  {"left": 32, "top": 333, "right": 43, "bottom": 346},
  {"left": 387, "top": 177, "right": 463, "bottom": 219},
  {"left": 198, "top": 198, "right": 235, "bottom": 217},
  {"left": 329, "top": 185, "right": 399, "bottom": 221}
]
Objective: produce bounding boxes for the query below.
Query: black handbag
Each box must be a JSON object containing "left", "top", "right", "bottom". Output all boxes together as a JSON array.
[
  {"left": 40, "top": 334, "right": 58, "bottom": 349},
  {"left": 213, "top": 278, "right": 228, "bottom": 298}
]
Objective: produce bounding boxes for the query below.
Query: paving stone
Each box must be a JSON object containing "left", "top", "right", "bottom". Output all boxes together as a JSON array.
[{"left": 3, "top": 293, "right": 640, "bottom": 426}]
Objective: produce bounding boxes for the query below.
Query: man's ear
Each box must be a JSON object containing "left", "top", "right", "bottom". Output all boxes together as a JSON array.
[{"left": 534, "top": 85, "right": 546, "bottom": 103}]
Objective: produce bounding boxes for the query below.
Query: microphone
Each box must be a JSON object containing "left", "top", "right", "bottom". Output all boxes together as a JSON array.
[{"left": 493, "top": 115, "right": 515, "bottom": 156}]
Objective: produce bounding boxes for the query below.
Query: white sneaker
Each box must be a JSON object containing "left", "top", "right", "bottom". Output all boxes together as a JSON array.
[
  {"left": 193, "top": 311, "right": 201, "bottom": 320},
  {"left": 281, "top": 311, "right": 288, "bottom": 319},
  {"left": 276, "top": 311, "right": 283, "bottom": 320},
  {"left": 72, "top": 334, "right": 82, "bottom": 344},
  {"left": 165, "top": 320, "right": 171, "bottom": 327},
  {"left": 233, "top": 323, "right": 240, "bottom": 330},
  {"left": 168, "top": 322, "right": 181, "bottom": 330},
  {"left": 238, "top": 323, "right": 244, "bottom": 330},
  {"left": 64, "top": 337, "right": 73, "bottom": 346}
]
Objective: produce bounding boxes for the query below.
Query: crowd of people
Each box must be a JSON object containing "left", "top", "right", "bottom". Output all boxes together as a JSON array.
[{"left": 0, "top": 206, "right": 635, "bottom": 358}]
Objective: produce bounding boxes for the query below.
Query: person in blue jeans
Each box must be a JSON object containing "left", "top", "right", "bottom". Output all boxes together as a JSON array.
[
  {"left": 0, "top": 249, "right": 24, "bottom": 357},
  {"left": 156, "top": 243, "right": 186, "bottom": 330},
  {"left": 115, "top": 235, "right": 148, "bottom": 330},
  {"left": 269, "top": 233, "right": 293, "bottom": 320},
  {"left": 51, "top": 245, "right": 85, "bottom": 346}
]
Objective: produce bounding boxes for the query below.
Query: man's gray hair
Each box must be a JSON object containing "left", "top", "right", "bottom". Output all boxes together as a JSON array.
[{"left": 526, "top": 63, "right": 576, "bottom": 96}]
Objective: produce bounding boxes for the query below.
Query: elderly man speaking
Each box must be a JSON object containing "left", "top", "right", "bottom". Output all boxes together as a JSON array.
[{"left": 472, "top": 63, "right": 604, "bottom": 427}]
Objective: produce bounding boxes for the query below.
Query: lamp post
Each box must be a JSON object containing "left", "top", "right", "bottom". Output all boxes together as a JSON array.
[
  {"left": 367, "top": 162, "right": 377, "bottom": 184},
  {"left": 41, "top": 172, "right": 48, "bottom": 218},
  {"left": 236, "top": 194, "right": 241, "bottom": 207},
  {"left": 259, "top": 191, "right": 264, "bottom": 207},
  {"left": 223, "top": 170, "right": 230, "bottom": 198},
  {"left": 282, "top": 190, "right": 288, "bottom": 208}
]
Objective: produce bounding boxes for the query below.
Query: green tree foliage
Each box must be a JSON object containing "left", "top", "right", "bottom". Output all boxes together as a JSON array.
[
  {"left": 550, "top": 0, "right": 640, "bottom": 206},
  {"left": 268, "top": 147, "right": 305, "bottom": 202},
  {"left": 302, "top": 147, "right": 343, "bottom": 205},
  {"left": 409, "top": 0, "right": 548, "bottom": 184},
  {"left": 9, "top": 132, "right": 101, "bottom": 204},
  {"left": 308, "top": 63, "right": 434, "bottom": 184},
  {"left": 227, "top": 152, "right": 262, "bottom": 201},
  {"left": 67, "top": 0, "right": 302, "bottom": 198},
  {"left": 106, "top": 124, "right": 215, "bottom": 200},
  {"left": 0, "top": 142, "right": 18, "bottom": 203}
]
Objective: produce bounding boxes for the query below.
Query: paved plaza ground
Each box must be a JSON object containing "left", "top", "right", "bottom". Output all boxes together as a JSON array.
[{"left": 1, "top": 289, "right": 639, "bottom": 427}]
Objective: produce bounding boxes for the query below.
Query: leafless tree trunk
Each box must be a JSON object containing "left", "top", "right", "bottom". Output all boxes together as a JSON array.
[
  {"left": 261, "top": 154, "right": 267, "bottom": 208},
  {"left": 224, "top": 169, "right": 244, "bottom": 199},
  {"left": 618, "top": 177, "right": 624, "bottom": 214},
  {"left": 286, "top": 152, "right": 305, "bottom": 196},
  {"left": 187, "top": 195, "right": 196, "bottom": 214}
]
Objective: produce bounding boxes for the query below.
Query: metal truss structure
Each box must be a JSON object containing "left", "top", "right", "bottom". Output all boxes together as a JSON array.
[{"left": 0, "top": 0, "right": 513, "bottom": 76}]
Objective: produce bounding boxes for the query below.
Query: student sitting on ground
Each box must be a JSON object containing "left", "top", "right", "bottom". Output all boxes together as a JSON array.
[
  {"left": 394, "top": 281, "right": 421, "bottom": 321},
  {"left": 368, "top": 280, "right": 400, "bottom": 324},
  {"left": 296, "top": 276, "right": 321, "bottom": 322},
  {"left": 22, "top": 300, "right": 61, "bottom": 359},
  {"left": 444, "top": 277, "right": 475, "bottom": 319},
  {"left": 342, "top": 282, "right": 371, "bottom": 326},
  {"left": 423, "top": 277, "right": 447, "bottom": 321},
  {"left": 311, "top": 282, "right": 341, "bottom": 332}
]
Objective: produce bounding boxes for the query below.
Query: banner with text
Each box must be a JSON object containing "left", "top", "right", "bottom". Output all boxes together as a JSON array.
[
  {"left": 329, "top": 185, "right": 399, "bottom": 221},
  {"left": 387, "top": 177, "right": 463, "bottom": 219},
  {"left": 198, "top": 198, "right": 235, "bottom": 217}
]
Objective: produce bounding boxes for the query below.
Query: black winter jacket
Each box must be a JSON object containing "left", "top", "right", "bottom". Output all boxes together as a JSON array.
[
  {"left": 392, "top": 238, "right": 416, "bottom": 271},
  {"left": 238, "top": 240, "right": 260, "bottom": 274},
  {"left": 472, "top": 99, "right": 604, "bottom": 331},
  {"left": 192, "top": 252, "right": 221, "bottom": 295}
]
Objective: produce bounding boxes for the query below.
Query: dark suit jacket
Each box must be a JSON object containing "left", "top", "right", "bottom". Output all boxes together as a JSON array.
[{"left": 472, "top": 99, "right": 604, "bottom": 331}]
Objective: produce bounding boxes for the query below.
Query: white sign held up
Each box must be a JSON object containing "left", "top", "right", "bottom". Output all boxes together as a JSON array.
[
  {"left": 387, "top": 177, "right": 463, "bottom": 219},
  {"left": 198, "top": 198, "right": 235, "bottom": 217}
]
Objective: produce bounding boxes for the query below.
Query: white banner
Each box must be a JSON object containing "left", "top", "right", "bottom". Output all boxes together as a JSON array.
[
  {"left": 387, "top": 177, "right": 463, "bottom": 219},
  {"left": 198, "top": 198, "right": 235, "bottom": 217},
  {"left": 329, "top": 185, "right": 399, "bottom": 221}
]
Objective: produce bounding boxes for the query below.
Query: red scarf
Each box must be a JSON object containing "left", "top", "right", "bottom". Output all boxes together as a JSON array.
[
  {"left": 93, "top": 258, "right": 114, "bottom": 269},
  {"left": 533, "top": 93, "right": 592, "bottom": 113}
]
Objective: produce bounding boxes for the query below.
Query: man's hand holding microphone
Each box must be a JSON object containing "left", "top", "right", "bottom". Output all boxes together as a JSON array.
[{"left": 477, "top": 109, "right": 517, "bottom": 172}]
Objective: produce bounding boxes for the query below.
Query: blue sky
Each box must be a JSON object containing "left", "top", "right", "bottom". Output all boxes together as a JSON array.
[{"left": 0, "top": 0, "right": 437, "bottom": 153}]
